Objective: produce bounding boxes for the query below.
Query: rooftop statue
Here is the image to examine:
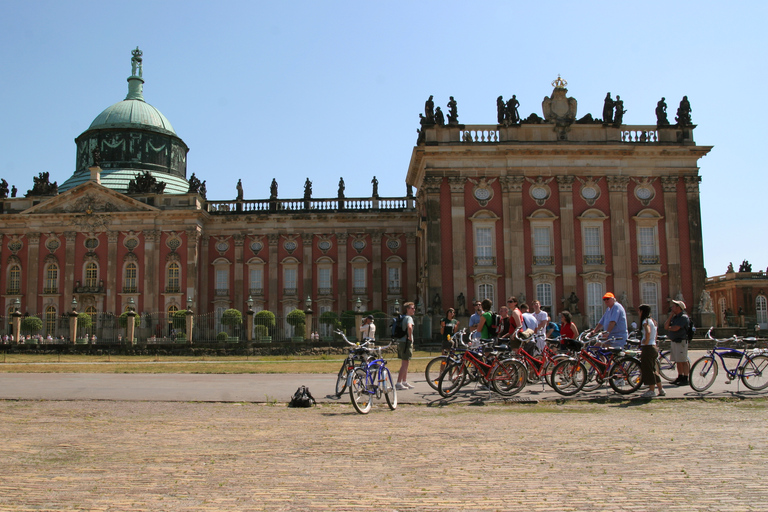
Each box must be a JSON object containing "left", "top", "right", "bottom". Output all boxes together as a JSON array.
[
  {"left": 447, "top": 96, "right": 459, "bottom": 126},
  {"left": 656, "top": 97, "right": 670, "bottom": 126},
  {"left": 131, "top": 47, "right": 143, "bottom": 78},
  {"left": 10, "top": 185, "right": 16, "bottom": 198},
  {"left": 236, "top": 179, "right": 243, "bottom": 201},
  {"left": 91, "top": 147, "right": 102, "bottom": 167},
  {"left": 424, "top": 95, "right": 435, "bottom": 124},
  {"left": 602, "top": 92, "right": 614, "bottom": 124},
  {"left": 187, "top": 173, "right": 202, "bottom": 194},
  {"left": 304, "top": 178, "right": 312, "bottom": 199},
  {"left": 126, "top": 171, "right": 165, "bottom": 194},
  {"left": 434, "top": 106, "right": 445, "bottom": 126},
  {"left": 613, "top": 95, "right": 626, "bottom": 127},
  {"left": 270, "top": 178, "right": 278, "bottom": 200},
  {"left": 505, "top": 95, "right": 520, "bottom": 125},
  {"left": 0, "top": 179, "right": 8, "bottom": 199},
  {"left": 676, "top": 96, "right": 692, "bottom": 126},
  {"left": 542, "top": 77, "right": 577, "bottom": 126},
  {"left": 496, "top": 96, "right": 505, "bottom": 124},
  {"left": 338, "top": 177, "right": 345, "bottom": 198},
  {"left": 371, "top": 176, "right": 379, "bottom": 197},
  {"left": 26, "top": 172, "right": 58, "bottom": 197}
]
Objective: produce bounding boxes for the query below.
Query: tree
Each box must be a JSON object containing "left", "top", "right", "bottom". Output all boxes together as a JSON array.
[
  {"left": 319, "top": 311, "right": 341, "bottom": 331},
  {"left": 172, "top": 310, "right": 188, "bottom": 331},
  {"left": 21, "top": 316, "right": 43, "bottom": 334},
  {"left": 77, "top": 312, "right": 93, "bottom": 330},
  {"left": 254, "top": 310, "right": 276, "bottom": 329},
  {"left": 118, "top": 312, "right": 141, "bottom": 328},
  {"left": 287, "top": 309, "right": 306, "bottom": 338},
  {"left": 221, "top": 308, "right": 242, "bottom": 336}
]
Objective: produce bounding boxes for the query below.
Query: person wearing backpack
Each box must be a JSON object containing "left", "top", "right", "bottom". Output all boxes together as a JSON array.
[
  {"left": 475, "top": 299, "right": 496, "bottom": 340},
  {"left": 664, "top": 299, "right": 690, "bottom": 385},
  {"left": 395, "top": 302, "right": 416, "bottom": 390}
]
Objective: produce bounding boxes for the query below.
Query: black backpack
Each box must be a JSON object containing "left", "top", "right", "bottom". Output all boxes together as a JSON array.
[
  {"left": 486, "top": 312, "right": 501, "bottom": 337},
  {"left": 288, "top": 385, "right": 316, "bottom": 408},
  {"left": 686, "top": 316, "right": 696, "bottom": 342},
  {"left": 390, "top": 314, "right": 406, "bottom": 339}
]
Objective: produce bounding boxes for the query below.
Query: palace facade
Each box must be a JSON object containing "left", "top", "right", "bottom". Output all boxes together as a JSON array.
[{"left": 0, "top": 51, "right": 711, "bottom": 340}]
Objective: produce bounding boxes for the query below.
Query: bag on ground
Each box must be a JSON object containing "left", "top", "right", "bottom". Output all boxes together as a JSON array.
[{"left": 288, "top": 385, "right": 316, "bottom": 408}]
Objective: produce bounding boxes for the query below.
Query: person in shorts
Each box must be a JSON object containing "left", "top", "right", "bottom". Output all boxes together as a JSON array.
[
  {"left": 396, "top": 302, "right": 416, "bottom": 390},
  {"left": 440, "top": 308, "right": 459, "bottom": 354},
  {"left": 664, "top": 299, "right": 690, "bottom": 385}
]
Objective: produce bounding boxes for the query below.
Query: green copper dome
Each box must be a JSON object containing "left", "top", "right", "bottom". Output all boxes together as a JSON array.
[
  {"left": 60, "top": 48, "right": 189, "bottom": 194},
  {"left": 88, "top": 98, "right": 176, "bottom": 135}
]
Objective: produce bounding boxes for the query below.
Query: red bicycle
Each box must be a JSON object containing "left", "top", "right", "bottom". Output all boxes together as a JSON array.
[{"left": 437, "top": 341, "right": 526, "bottom": 398}]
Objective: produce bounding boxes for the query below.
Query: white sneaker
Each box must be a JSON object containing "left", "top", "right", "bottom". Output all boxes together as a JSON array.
[
  {"left": 404, "top": 382, "right": 415, "bottom": 389},
  {"left": 395, "top": 383, "right": 406, "bottom": 391},
  {"left": 640, "top": 389, "right": 656, "bottom": 398}
]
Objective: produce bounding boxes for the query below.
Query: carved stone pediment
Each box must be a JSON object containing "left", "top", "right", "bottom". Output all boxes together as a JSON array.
[{"left": 21, "top": 182, "right": 158, "bottom": 216}]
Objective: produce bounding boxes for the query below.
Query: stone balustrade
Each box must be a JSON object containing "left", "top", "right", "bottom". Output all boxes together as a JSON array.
[{"left": 206, "top": 196, "right": 413, "bottom": 214}]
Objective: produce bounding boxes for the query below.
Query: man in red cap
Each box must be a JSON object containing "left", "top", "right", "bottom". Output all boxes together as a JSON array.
[{"left": 590, "top": 292, "right": 628, "bottom": 347}]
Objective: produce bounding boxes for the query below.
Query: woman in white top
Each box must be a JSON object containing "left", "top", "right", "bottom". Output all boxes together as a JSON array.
[{"left": 639, "top": 304, "right": 664, "bottom": 397}]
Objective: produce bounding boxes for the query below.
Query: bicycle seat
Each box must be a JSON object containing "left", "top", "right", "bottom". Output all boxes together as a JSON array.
[{"left": 560, "top": 338, "right": 583, "bottom": 352}]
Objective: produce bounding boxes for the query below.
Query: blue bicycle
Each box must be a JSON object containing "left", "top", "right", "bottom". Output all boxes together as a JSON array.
[
  {"left": 690, "top": 328, "right": 768, "bottom": 392},
  {"left": 348, "top": 342, "right": 397, "bottom": 414}
]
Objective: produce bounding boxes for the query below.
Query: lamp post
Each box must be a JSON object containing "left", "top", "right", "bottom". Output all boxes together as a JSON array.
[
  {"left": 69, "top": 298, "right": 78, "bottom": 344},
  {"left": 354, "top": 297, "right": 363, "bottom": 341},
  {"left": 12, "top": 298, "right": 22, "bottom": 344},
  {"left": 126, "top": 298, "right": 137, "bottom": 345},
  {"left": 304, "top": 295, "right": 313, "bottom": 341},
  {"left": 186, "top": 296, "right": 194, "bottom": 344},
  {"left": 246, "top": 295, "right": 254, "bottom": 342}
]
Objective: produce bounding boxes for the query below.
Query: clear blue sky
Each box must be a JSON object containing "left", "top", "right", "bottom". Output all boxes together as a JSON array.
[{"left": 1, "top": 0, "right": 765, "bottom": 279}]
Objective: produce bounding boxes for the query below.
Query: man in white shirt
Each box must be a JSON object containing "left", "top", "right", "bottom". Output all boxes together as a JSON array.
[
  {"left": 468, "top": 301, "right": 483, "bottom": 342},
  {"left": 360, "top": 315, "right": 376, "bottom": 341},
  {"left": 531, "top": 300, "right": 550, "bottom": 351}
]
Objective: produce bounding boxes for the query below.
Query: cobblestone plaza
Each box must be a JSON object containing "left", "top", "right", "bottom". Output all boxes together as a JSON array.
[{"left": 1, "top": 399, "right": 765, "bottom": 511}]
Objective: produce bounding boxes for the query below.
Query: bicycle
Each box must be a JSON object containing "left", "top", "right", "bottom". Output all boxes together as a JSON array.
[
  {"left": 626, "top": 332, "right": 681, "bottom": 382},
  {"left": 512, "top": 333, "right": 572, "bottom": 389},
  {"left": 689, "top": 328, "right": 768, "bottom": 392},
  {"left": 348, "top": 341, "right": 397, "bottom": 414},
  {"left": 436, "top": 341, "right": 526, "bottom": 398},
  {"left": 551, "top": 333, "right": 642, "bottom": 396},
  {"left": 424, "top": 329, "right": 467, "bottom": 391},
  {"left": 334, "top": 330, "right": 374, "bottom": 397}
]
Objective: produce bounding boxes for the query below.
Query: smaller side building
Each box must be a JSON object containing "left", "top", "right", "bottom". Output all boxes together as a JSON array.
[{"left": 704, "top": 264, "right": 768, "bottom": 332}]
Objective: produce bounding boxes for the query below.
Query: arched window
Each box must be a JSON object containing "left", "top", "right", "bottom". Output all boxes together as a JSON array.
[
  {"left": 124, "top": 263, "right": 137, "bottom": 293},
  {"left": 8, "top": 265, "right": 20, "bottom": 294},
  {"left": 168, "top": 305, "right": 179, "bottom": 337},
  {"left": 536, "top": 283, "right": 553, "bottom": 313},
  {"left": 640, "top": 282, "right": 659, "bottom": 319},
  {"left": 167, "top": 262, "right": 180, "bottom": 293},
  {"left": 44, "top": 305, "right": 56, "bottom": 335},
  {"left": 44, "top": 264, "right": 59, "bottom": 294},
  {"left": 85, "top": 262, "right": 98, "bottom": 288},
  {"left": 756, "top": 296, "right": 767, "bottom": 328},
  {"left": 478, "top": 283, "right": 494, "bottom": 303}
]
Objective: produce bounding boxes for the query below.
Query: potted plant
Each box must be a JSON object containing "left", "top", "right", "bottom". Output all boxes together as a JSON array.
[
  {"left": 254, "top": 310, "right": 275, "bottom": 342},
  {"left": 221, "top": 308, "right": 242, "bottom": 342},
  {"left": 287, "top": 309, "right": 306, "bottom": 342}
]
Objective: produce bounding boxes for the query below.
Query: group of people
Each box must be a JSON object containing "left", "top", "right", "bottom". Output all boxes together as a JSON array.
[{"left": 358, "top": 291, "right": 693, "bottom": 397}]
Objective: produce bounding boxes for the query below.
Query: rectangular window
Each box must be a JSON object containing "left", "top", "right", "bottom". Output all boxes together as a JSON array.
[
  {"left": 215, "top": 269, "right": 228, "bottom": 295},
  {"left": 388, "top": 267, "right": 400, "bottom": 292},
  {"left": 353, "top": 267, "right": 366, "bottom": 293},
  {"left": 476, "top": 227, "right": 492, "bottom": 258},
  {"left": 478, "top": 283, "right": 494, "bottom": 303},
  {"left": 536, "top": 283, "right": 552, "bottom": 310},
  {"left": 124, "top": 264, "right": 137, "bottom": 293},
  {"left": 318, "top": 268, "right": 331, "bottom": 291},
  {"left": 641, "top": 282, "right": 658, "bottom": 320},
  {"left": 45, "top": 265, "right": 59, "bottom": 294},
  {"left": 583, "top": 226, "right": 603, "bottom": 264},
  {"left": 8, "top": 266, "right": 20, "bottom": 294},
  {"left": 587, "top": 282, "right": 603, "bottom": 328},
  {"left": 533, "top": 227, "right": 552, "bottom": 265},
  {"left": 638, "top": 227, "right": 658, "bottom": 264},
  {"left": 283, "top": 267, "right": 297, "bottom": 295},
  {"left": 249, "top": 268, "right": 263, "bottom": 294},
  {"left": 85, "top": 263, "right": 98, "bottom": 288}
]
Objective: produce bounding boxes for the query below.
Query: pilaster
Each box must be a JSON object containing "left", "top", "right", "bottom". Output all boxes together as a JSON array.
[
  {"left": 26, "top": 232, "right": 41, "bottom": 313},
  {"left": 302, "top": 233, "right": 313, "bottom": 303},
  {"left": 106, "top": 231, "right": 119, "bottom": 313},
  {"left": 685, "top": 176, "right": 705, "bottom": 309},
  {"left": 233, "top": 233, "right": 245, "bottom": 310},
  {"left": 336, "top": 233, "right": 349, "bottom": 309},
  {"left": 423, "top": 176, "right": 443, "bottom": 311},
  {"left": 186, "top": 228, "right": 200, "bottom": 311},
  {"left": 557, "top": 176, "right": 577, "bottom": 298},
  {"left": 64, "top": 232, "right": 76, "bottom": 309},
  {"left": 268, "top": 234, "right": 279, "bottom": 312},
  {"left": 606, "top": 176, "right": 632, "bottom": 307},
  {"left": 661, "top": 176, "right": 682, "bottom": 301},
  {"left": 448, "top": 177, "right": 467, "bottom": 304},
  {"left": 501, "top": 176, "right": 525, "bottom": 300},
  {"left": 144, "top": 230, "right": 160, "bottom": 311},
  {"left": 370, "top": 231, "right": 383, "bottom": 311}
]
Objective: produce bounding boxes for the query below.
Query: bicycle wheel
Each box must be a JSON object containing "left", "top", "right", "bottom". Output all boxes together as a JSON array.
[
  {"left": 689, "top": 356, "right": 718, "bottom": 392},
  {"left": 424, "top": 355, "right": 449, "bottom": 391},
  {"left": 551, "top": 359, "right": 587, "bottom": 396},
  {"left": 740, "top": 354, "right": 768, "bottom": 391},
  {"left": 335, "top": 359, "right": 351, "bottom": 397},
  {"left": 580, "top": 359, "right": 604, "bottom": 392},
  {"left": 658, "top": 350, "right": 687, "bottom": 382},
  {"left": 543, "top": 355, "right": 569, "bottom": 388},
  {"left": 608, "top": 357, "right": 642, "bottom": 394},
  {"left": 490, "top": 359, "right": 527, "bottom": 396},
  {"left": 349, "top": 368, "right": 372, "bottom": 414},
  {"left": 437, "top": 361, "right": 467, "bottom": 398},
  {"left": 380, "top": 366, "right": 398, "bottom": 409}
]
